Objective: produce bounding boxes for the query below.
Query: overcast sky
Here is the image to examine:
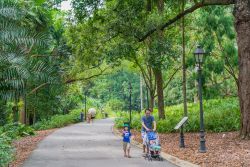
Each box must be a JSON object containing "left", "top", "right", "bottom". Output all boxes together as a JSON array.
[{"left": 60, "top": 0, "right": 72, "bottom": 11}]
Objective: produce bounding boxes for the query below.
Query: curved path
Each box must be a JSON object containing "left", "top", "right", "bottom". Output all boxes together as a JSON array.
[{"left": 22, "top": 119, "right": 177, "bottom": 167}]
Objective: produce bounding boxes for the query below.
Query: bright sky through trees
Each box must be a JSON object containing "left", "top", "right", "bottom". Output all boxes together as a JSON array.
[{"left": 61, "top": 0, "right": 72, "bottom": 11}]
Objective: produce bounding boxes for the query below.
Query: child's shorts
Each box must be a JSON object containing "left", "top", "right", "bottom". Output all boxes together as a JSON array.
[{"left": 123, "top": 142, "right": 131, "bottom": 150}]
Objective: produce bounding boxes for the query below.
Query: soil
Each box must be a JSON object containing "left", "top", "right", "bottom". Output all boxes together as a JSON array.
[
  {"left": 9, "top": 129, "right": 56, "bottom": 167},
  {"left": 130, "top": 130, "right": 250, "bottom": 167}
]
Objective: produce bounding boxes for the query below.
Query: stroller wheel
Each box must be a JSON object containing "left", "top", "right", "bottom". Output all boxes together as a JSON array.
[
  {"left": 148, "top": 155, "right": 153, "bottom": 161},
  {"left": 147, "top": 155, "right": 151, "bottom": 161},
  {"left": 144, "top": 153, "right": 148, "bottom": 160}
]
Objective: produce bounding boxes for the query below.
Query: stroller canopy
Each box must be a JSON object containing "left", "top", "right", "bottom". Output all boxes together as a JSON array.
[{"left": 147, "top": 131, "right": 157, "bottom": 140}]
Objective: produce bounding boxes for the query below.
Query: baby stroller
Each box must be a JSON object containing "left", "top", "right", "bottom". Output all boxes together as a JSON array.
[{"left": 145, "top": 131, "right": 163, "bottom": 161}]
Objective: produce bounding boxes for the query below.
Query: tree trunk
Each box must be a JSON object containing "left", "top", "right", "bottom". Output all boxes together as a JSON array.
[
  {"left": 182, "top": 0, "right": 188, "bottom": 117},
  {"left": 147, "top": 0, "right": 152, "bottom": 12},
  {"left": 157, "top": 0, "right": 164, "bottom": 13},
  {"left": 234, "top": 0, "right": 250, "bottom": 139},
  {"left": 19, "top": 97, "right": 25, "bottom": 124},
  {"left": 154, "top": 68, "right": 165, "bottom": 119},
  {"left": 140, "top": 74, "right": 144, "bottom": 111},
  {"left": 149, "top": 90, "right": 155, "bottom": 109},
  {"left": 155, "top": 0, "right": 165, "bottom": 120},
  {"left": 13, "top": 98, "right": 19, "bottom": 123}
]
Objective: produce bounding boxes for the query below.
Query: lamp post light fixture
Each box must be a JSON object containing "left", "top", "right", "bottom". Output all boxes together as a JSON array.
[{"left": 194, "top": 45, "right": 207, "bottom": 153}]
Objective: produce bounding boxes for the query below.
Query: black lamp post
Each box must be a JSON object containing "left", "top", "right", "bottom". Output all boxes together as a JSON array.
[
  {"left": 84, "top": 91, "right": 87, "bottom": 121},
  {"left": 194, "top": 45, "right": 207, "bottom": 153},
  {"left": 129, "top": 82, "right": 132, "bottom": 125}
]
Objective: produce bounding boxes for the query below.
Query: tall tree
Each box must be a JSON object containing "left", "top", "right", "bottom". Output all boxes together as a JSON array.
[
  {"left": 154, "top": 0, "right": 165, "bottom": 119},
  {"left": 181, "top": 0, "right": 188, "bottom": 117},
  {"left": 134, "top": 0, "right": 250, "bottom": 138},
  {"left": 234, "top": 0, "right": 250, "bottom": 139}
]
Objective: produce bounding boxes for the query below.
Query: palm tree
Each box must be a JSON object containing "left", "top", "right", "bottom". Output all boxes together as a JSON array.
[{"left": 0, "top": 0, "right": 62, "bottom": 124}]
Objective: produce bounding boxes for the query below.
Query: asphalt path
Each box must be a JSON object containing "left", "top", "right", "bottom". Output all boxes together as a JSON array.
[{"left": 22, "top": 119, "right": 177, "bottom": 167}]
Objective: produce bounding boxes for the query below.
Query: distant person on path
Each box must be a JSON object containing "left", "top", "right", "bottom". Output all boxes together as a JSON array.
[
  {"left": 122, "top": 125, "right": 133, "bottom": 158},
  {"left": 87, "top": 108, "right": 96, "bottom": 123},
  {"left": 141, "top": 108, "right": 156, "bottom": 154}
]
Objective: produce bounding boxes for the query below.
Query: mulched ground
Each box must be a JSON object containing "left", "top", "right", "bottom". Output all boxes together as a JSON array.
[
  {"left": 129, "top": 130, "right": 250, "bottom": 167},
  {"left": 9, "top": 127, "right": 250, "bottom": 167},
  {"left": 9, "top": 129, "right": 56, "bottom": 167}
]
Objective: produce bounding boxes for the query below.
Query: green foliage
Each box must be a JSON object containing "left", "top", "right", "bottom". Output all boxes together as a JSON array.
[
  {"left": 72, "top": 0, "right": 103, "bottom": 21},
  {"left": 89, "top": 67, "right": 141, "bottom": 112},
  {"left": 105, "top": 99, "right": 124, "bottom": 112},
  {"left": 0, "top": 136, "right": 13, "bottom": 167},
  {"left": 0, "top": 0, "right": 52, "bottom": 100},
  {"left": 0, "top": 123, "right": 35, "bottom": 140},
  {"left": 33, "top": 109, "right": 82, "bottom": 130},
  {"left": 0, "top": 123, "right": 35, "bottom": 167},
  {"left": 0, "top": 101, "right": 13, "bottom": 126},
  {"left": 115, "top": 98, "right": 240, "bottom": 133},
  {"left": 167, "top": 98, "right": 240, "bottom": 133}
]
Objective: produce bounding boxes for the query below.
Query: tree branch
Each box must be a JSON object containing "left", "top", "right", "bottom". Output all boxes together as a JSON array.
[
  {"left": 28, "top": 82, "right": 49, "bottom": 95},
  {"left": 214, "top": 32, "right": 239, "bottom": 86},
  {"left": 65, "top": 67, "right": 109, "bottom": 84},
  {"left": 139, "top": 0, "right": 235, "bottom": 42},
  {"left": 133, "top": 56, "right": 151, "bottom": 88},
  {"left": 163, "top": 66, "right": 181, "bottom": 89},
  {"left": 154, "top": 66, "right": 181, "bottom": 98}
]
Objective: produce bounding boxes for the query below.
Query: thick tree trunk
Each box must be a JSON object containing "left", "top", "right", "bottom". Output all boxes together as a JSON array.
[
  {"left": 155, "top": 0, "right": 165, "bottom": 120},
  {"left": 149, "top": 90, "right": 155, "bottom": 109},
  {"left": 154, "top": 68, "right": 165, "bottom": 119},
  {"left": 234, "top": 0, "right": 250, "bottom": 139},
  {"left": 182, "top": 0, "right": 188, "bottom": 117}
]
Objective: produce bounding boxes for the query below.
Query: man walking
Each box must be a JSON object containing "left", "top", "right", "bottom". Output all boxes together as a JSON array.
[{"left": 141, "top": 109, "right": 156, "bottom": 154}]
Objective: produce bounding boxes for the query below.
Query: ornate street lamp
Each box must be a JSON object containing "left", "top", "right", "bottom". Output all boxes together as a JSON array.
[{"left": 194, "top": 45, "right": 207, "bottom": 153}]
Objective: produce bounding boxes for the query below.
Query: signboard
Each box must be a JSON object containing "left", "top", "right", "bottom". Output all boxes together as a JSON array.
[{"left": 174, "top": 117, "right": 188, "bottom": 130}]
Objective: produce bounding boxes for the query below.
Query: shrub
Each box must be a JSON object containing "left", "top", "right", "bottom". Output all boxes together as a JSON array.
[
  {"left": 0, "top": 123, "right": 34, "bottom": 167},
  {"left": 115, "top": 98, "right": 240, "bottom": 133},
  {"left": 0, "top": 136, "right": 13, "bottom": 167},
  {"left": 0, "top": 123, "right": 35, "bottom": 140},
  {"left": 33, "top": 109, "right": 82, "bottom": 130}
]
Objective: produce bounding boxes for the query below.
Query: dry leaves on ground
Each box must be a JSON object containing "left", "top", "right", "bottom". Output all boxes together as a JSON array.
[
  {"left": 9, "top": 129, "right": 56, "bottom": 167},
  {"left": 130, "top": 130, "right": 250, "bottom": 167}
]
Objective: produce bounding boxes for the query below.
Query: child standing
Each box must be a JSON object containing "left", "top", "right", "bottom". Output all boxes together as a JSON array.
[{"left": 122, "top": 125, "right": 132, "bottom": 158}]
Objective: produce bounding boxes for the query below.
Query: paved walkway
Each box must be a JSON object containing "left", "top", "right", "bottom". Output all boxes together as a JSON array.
[{"left": 22, "top": 119, "right": 177, "bottom": 167}]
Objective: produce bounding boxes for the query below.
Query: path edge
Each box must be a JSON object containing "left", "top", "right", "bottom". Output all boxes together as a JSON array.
[{"left": 111, "top": 125, "right": 200, "bottom": 167}]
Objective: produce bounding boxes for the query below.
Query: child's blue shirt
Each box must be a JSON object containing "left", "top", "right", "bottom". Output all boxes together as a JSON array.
[{"left": 123, "top": 130, "right": 131, "bottom": 143}]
